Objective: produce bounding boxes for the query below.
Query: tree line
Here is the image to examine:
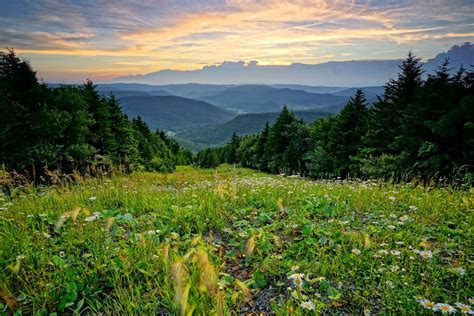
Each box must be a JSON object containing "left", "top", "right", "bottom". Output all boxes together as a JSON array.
[
  {"left": 0, "top": 49, "right": 192, "bottom": 181},
  {"left": 197, "top": 53, "right": 474, "bottom": 183}
]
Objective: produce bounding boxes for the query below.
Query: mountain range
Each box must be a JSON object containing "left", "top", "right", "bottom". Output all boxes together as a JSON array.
[
  {"left": 110, "top": 43, "right": 473, "bottom": 87},
  {"left": 49, "top": 43, "right": 474, "bottom": 151},
  {"left": 119, "top": 95, "right": 236, "bottom": 131},
  {"left": 174, "top": 110, "right": 331, "bottom": 150}
]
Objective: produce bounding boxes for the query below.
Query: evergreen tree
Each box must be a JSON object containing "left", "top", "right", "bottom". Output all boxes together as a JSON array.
[
  {"left": 363, "top": 52, "right": 424, "bottom": 157},
  {"left": 256, "top": 122, "right": 270, "bottom": 171},
  {"left": 265, "top": 106, "right": 297, "bottom": 173},
  {"left": 225, "top": 132, "right": 240, "bottom": 164},
  {"left": 81, "top": 80, "right": 115, "bottom": 156},
  {"left": 0, "top": 49, "right": 189, "bottom": 179},
  {"left": 331, "top": 89, "right": 368, "bottom": 176}
]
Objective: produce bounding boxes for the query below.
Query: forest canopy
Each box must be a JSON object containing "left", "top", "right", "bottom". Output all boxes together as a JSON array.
[
  {"left": 198, "top": 53, "right": 474, "bottom": 183},
  {"left": 0, "top": 49, "right": 191, "bottom": 181}
]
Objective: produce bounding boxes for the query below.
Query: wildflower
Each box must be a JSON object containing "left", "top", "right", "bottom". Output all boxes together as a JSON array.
[
  {"left": 400, "top": 215, "right": 409, "bottom": 222},
  {"left": 146, "top": 229, "right": 160, "bottom": 235},
  {"left": 469, "top": 298, "right": 474, "bottom": 304},
  {"left": 291, "top": 265, "right": 300, "bottom": 271},
  {"left": 385, "top": 280, "right": 394, "bottom": 289},
  {"left": 454, "top": 267, "right": 466, "bottom": 276},
  {"left": 59, "top": 251, "right": 66, "bottom": 258},
  {"left": 419, "top": 250, "right": 433, "bottom": 259},
  {"left": 16, "top": 255, "right": 25, "bottom": 261},
  {"left": 84, "top": 212, "right": 100, "bottom": 222},
  {"left": 409, "top": 256, "right": 415, "bottom": 260},
  {"left": 389, "top": 196, "right": 396, "bottom": 201},
  {"left": 387, "top": 225, "right": 396, "bottom": 230},
  {"left": 455, "top": 303, "right": 473, "bottom": 314},
  {"left": 301, "top": 301, "right": 315, "bottom": 310},
  {"left": 418, "top": 299, "right": 436, "bottom": 310},
  {"left": 379, "top": 249, "right": 389, "bottom": 256},
  {"left": 389, "top": 213, "right": 398, "bottom": 219},
  {"left": 42, "top": 232, "right": 51, "bottom": 238},
  {"left": 434, "top": 303, "right": 455, "bottom": 314},
  {"left": 352, "top": 248, "right": 361, "bottom": 255},
  {"left": 390, "top": 250, "right": 401, "bottom": 256},
  {"left": 364, "top": 308, "right": 371, "bottom": 316},
  {"left": 288, "top": 273, "right": 304, "bottom": 289},
  {"left": 391, "top": 265, "right": 399, "bottom": 272},
  {"left": 89, "top": 196, "right": 97, "bottom": 201},
  {"left": 409, "top": 205, "right": 418, "bottom": 211}
]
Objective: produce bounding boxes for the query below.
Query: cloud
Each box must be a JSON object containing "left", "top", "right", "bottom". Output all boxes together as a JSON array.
[{"left": 1, "top": 0, "right": 473, "bottom": 81}]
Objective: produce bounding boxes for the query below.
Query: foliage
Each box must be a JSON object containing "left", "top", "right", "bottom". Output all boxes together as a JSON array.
[
  {"left": 0, "top": 167, "right": 472, "bottom": 314},
  {"left": 198, "top": 53, "right": 474, "bottom": 183},
  {"left": 0, "top": 49, "right": 191, "bottom": 180}
]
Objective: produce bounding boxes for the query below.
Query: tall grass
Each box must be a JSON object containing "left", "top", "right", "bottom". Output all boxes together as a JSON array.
[{"left": 0, "top": 165, "right": 472, "bottom": 314}]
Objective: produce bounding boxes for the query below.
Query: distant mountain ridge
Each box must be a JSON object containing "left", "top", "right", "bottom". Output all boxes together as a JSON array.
[
  {"left": 109, "top": 43, "right": 473, "bottom": 86},
  {"left": 119, "top": 95, "right": 236, "bottom": 131},
  {"left": 174, "top": 110, "right": 330, "bottom": 150},
  {"left": 197, "top": 85, "right": 349, "bottom": 113}
]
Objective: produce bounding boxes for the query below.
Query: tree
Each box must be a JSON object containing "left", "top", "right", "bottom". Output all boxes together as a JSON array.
[
  {"left": 265, "top": 106, "right": 298, "bottom": 173},
  {"left": 225, "top": 132, "right": 240, "bottom": 164},
  {"left": 363, "top": 52, "right": 424, "bottom": 157},
  {"left": 0, "top": 49, "right": 190, "bottom": 180},
  {"left": 330, "top": 89, "right": 368, "bottom": 176}
]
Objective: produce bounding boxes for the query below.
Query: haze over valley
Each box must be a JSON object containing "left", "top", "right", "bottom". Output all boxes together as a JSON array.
[{"left": 70, "top": 42, "right": 473, "bottom": 150}]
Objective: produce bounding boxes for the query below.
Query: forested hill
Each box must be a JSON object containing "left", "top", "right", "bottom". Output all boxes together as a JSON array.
[
  {"left": 175, "top": 110, "right": 330, "bottom": 150},
  {"left": 119, "top": 95, "right": 236, "bottom": 131},
  {"left": 0, "top": 49, "right": 192, "bottom": 181},
  {"left": 197, "top": 85, "right": 348, "bottom": 113},
  {"left": 197, "top": 54, "right": 474, "bottom": 183}
]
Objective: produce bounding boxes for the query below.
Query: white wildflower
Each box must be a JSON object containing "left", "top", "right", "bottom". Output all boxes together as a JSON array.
[{"left": 301, "top": 301, "right": 315, "bottom": 310}]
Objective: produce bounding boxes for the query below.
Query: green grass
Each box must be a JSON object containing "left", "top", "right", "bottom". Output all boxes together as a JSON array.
[{"left": 0, "top": 165, "right": 473, "bottom": 315}]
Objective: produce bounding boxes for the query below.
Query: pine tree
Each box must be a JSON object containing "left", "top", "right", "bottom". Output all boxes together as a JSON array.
[
  {"left": 363, "top": 52, "right": 424, "bottom": 156},
  {"left": 256, "top": 122, "right": 270, "bottom": 171},
  {"left": 226, "top": 132, "right": 240, "bottom": 164},
  {"left": 81, "top": 80, "right": 115, "bottom": 157},
  {"left": 265, "top": 106, "right": 297, "bottom": 173},
  {"left": 331, "top": 89, "right": 368, "bottom": 176}
]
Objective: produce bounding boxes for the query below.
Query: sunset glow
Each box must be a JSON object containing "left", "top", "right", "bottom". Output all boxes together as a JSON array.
[{"left": 1, "top": 0, "right": 473, "bottom": 82}]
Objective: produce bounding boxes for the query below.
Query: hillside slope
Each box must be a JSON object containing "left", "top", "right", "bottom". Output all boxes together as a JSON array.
[
  {"left": 175, "top": 110, "right": 330, "bottom": 150},
  {"left": 198, "top": 85, "right": 348, "bottom": 113},
  {"left": 119, "top": 95, "right": 236, "bottom": 131}
]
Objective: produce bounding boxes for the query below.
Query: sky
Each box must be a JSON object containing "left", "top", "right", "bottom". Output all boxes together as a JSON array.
[{"left": 1, "top": 0, "right": 473, "bottom": 83}]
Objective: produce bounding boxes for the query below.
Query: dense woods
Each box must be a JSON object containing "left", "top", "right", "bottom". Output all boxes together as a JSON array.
[
  {"left": 0, "top": 50, "right": 191, "bottom": 181},
  {"left": 1, "top": 49, "right": 472, "bottom": 184},
  {"left": 198, "top": 53, "right": 474, "bottom": 183}
]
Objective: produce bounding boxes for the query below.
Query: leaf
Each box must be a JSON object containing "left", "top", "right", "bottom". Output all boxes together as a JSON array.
[
  {"left": 51, "top": 256, "right": 66, "bottom": 269},
  {"left": 319, "top": 280, "right": 330, "bottom": 291},
  {"left": 225, "top": 250, "right": 237, "bottom": 258},
  {"left": 327, "top": 287, "right": 341, "bottom": 300},
  {"left": 302, "top": 224, "right": 313, "bottom": 236},
  {"left": 252, "top": 270, "right": 267, "bottom": 289},
  {"left": 74, "top": 298, "right": 85, "bottom": 314},
  {"left": 325, "top": 207, "right": 334, "bottom": 217}
]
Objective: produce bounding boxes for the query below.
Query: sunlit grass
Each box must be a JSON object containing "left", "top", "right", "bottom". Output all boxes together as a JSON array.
[{"left": 0, "top": 165, "right": 472, "bottom": 314}]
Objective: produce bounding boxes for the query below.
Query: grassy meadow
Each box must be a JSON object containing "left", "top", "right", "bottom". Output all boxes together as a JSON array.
[{"left": 0, "top": 165, "right": 473, "bottom": 315}]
